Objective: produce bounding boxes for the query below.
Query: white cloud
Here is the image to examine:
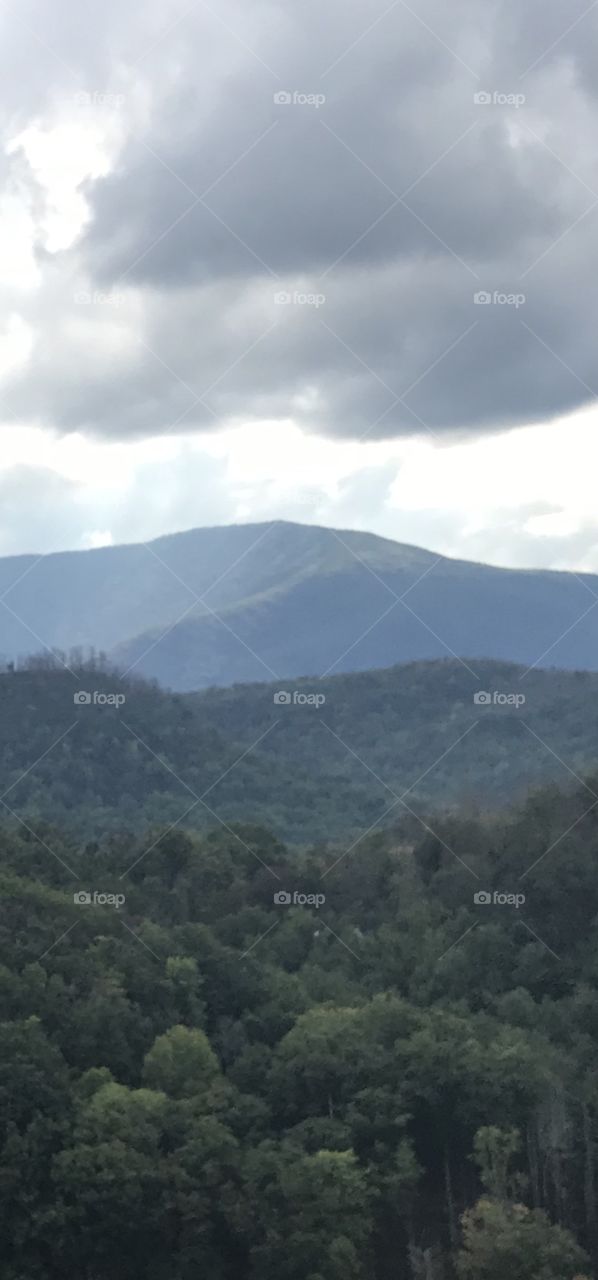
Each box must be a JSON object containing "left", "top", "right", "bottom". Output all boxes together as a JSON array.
[
  {"left": 0, "top": 406, "right": 597, "bottom": 571},
  {"left": 9, "top": 119, "right": 117, "bottom": 252}
]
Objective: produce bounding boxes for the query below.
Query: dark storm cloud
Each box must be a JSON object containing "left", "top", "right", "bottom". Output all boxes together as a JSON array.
[{"left": 2, "top": 0, "right": 598, "bottom": 439}]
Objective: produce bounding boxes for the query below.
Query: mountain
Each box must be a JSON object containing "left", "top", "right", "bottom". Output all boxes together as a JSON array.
[
  {"left": 2, "top": 658, "right": 598, "bottom": 844},
  {"left": 2, "top": 521, "right": 598, "bottom": 690}
]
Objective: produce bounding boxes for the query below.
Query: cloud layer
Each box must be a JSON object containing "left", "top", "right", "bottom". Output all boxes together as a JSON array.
[{"left": 1, "top": 0, "right": 598, "bottom": 444}]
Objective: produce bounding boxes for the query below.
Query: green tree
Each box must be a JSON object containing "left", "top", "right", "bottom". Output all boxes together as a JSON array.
[
  {"left": 142, "top": 1025, "right": 220, "bottom": 1099},
  {"left": 457, "top": 1198, "right": 589, "bottom": 1280},
  {"left": 246, "top": 1144, "right": 373, "bottom": 1280},
  {"left": 473, "top": 1126, "right": 523, "bottom": 1202}
]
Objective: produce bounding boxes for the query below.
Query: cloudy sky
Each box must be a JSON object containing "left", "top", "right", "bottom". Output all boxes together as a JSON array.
[{"left": 0, "top": 0, "right": 597, "bottom": 568}]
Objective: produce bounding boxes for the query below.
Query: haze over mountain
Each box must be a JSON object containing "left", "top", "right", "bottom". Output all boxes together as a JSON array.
[{"left": 2, "top": 521, "right": 598, "bottom": 691}]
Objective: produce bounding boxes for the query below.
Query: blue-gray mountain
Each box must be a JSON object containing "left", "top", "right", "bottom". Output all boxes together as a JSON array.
[{"left": 1, "top": 521, "right": 598, "bottom": 690}]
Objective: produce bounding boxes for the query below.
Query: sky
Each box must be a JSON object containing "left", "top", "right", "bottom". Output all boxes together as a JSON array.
[{"left": 0, "top": 0, "right": 597, "bottom": 569}]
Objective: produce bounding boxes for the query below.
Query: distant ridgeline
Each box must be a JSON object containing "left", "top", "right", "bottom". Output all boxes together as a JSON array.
[
  {"left": 0, "top": 656, "right": 596, "bottom": 849},
  {"left": 2, "top": 521, "right": 598, "bottom": 689}
]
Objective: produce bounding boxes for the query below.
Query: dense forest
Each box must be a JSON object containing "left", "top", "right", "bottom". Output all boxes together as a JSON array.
[
  {"left": 1, "top": 657, "right": 598, "bottom": 842},
  {"left": 0, "top": 696, "right": 597, "bottom": 1276}
]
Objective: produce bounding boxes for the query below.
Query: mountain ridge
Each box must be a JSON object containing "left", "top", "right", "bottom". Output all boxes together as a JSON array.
[
  {"left": 2, "top": 520, "right": 598, "bottom": 689},
  {"left": 1, "top": 656, "right": 597, "bottom": 844}
]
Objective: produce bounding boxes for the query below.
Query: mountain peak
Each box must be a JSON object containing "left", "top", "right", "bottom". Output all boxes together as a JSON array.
[{"left": 0, "top": 521, "right": 596, "bottom": 689}]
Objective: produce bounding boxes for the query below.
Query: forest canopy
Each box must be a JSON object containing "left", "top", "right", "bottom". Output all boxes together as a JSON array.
[{"left": 0, "top": 727, "right": 596, "bottom": 1278}]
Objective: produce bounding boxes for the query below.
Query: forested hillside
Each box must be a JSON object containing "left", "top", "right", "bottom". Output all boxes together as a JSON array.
[
  {"left": 4, "top": 0, "right": 597, "bottom": 1276},
  {"left": 1, "top": 657, "right": 598, "bottom": 842},
  {"left": 2, "top": 654, "right": 598, "bottom": 1277},
  {"left": 0, "top": 771, "right": 596, "bottom": 1279}
]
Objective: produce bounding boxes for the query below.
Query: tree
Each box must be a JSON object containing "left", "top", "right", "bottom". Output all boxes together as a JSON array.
[
  {"left": 456, "top": 1198, "right": 589, "bottom": 1280},
  {"left": 246, "top": 1144, "right": 374, "bottom": 1280},
  {"left": 142, "top": 1025, "right": 220, "bottom": 1099},
  {"left": 473, "top": 1126, "right": 523, "bottom": 1202}
]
